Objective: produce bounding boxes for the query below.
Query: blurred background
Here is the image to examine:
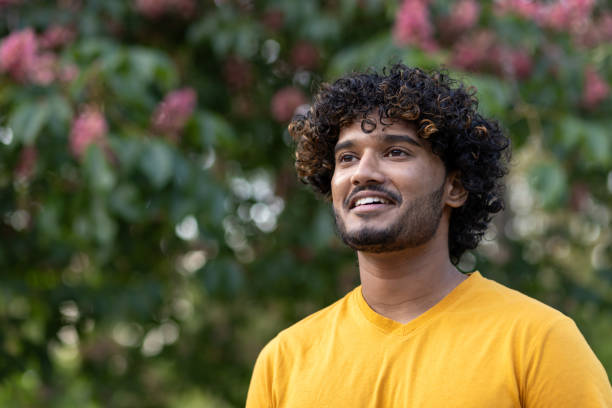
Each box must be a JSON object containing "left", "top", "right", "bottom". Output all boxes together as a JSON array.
[{"left": 0, "top": 0, "right": 611, "bottom": 406}]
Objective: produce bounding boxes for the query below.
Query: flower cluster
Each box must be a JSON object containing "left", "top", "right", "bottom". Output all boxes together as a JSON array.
[
  {"left": 14, "top": 146, "right": 38, "bottom": 182},
  {"left": 496, "top": 0, "right": 596, "bottom": 34},
  {"left": 0, "top": 0, "right": 22, "bottom": 7},
  {"left": 575, "top": 12, "right": 612, "bottom": 47},
  {"left": 261, "top": 8, "right": 285, "bottom": 31},
  {"left": 450, "top": 30, "right": 532, "bottom": 79},
  {"left": 39, "top": 25, "right": 76, "bottom": 49},
  {"left": 0, "top": 27, "right": 77, "bottom": 85},
  {"left": 291, "top": 41, "right": 320, "bottom": 70},
  {"left": 223, "top": 56, "right": 253, "bottom": 91},
  {"left": 440, "top": 0, "right": 480, "bottom": 36},
  {"left": 134, "top": 0, "right": 196, "bottom": 19},
  {"left": 270, "top": 87, "right": 307, "bottom": 123},
  {"left": 152, "top": 88, "right": 197, "bottom": 140},
  {"left": 69, "top": 108, "right": 109, "bottom": 159},
  {"left": 582, "top": 67, "right": 610, "bottom": 109},
  {"left": 393, "top": 0, "right": 436, "bottom": 51},
  {"left": 0, "top": 29, "right": 38, "bottom": 82}
]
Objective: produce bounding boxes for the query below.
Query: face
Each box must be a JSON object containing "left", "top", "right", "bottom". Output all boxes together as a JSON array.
[{"left": 331, "top": 117, "right": 449, "bottom": 253}]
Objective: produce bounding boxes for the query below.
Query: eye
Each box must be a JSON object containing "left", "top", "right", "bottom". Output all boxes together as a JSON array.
[
  {"left": 337, "top": 153, "right": 357, "bottom": 163},
  {"left": 386, "top": 148, "right": 409, "bottom": 158}
]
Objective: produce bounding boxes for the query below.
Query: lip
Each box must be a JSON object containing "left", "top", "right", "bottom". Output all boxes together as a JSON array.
[
  {"left": 350, "top": 202, "right": 393, "bottom": 215},
  {"left": 348, "top": 191, "right": 396, "bottom": 210}
]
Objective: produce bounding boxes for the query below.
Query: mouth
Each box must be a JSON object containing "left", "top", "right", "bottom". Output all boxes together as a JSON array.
[{"left": 348, "top": 191, "right": 397, "bottom": 212}]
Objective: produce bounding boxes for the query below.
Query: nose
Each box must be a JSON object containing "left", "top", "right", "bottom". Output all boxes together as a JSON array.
[{"left": 350, "top": 151, "right": 384, "bottom": 186}]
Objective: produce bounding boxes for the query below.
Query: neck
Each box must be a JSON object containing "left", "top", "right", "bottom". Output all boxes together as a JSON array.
[{"left": 357, "top": 229, "right": 466, "bottom": 324}]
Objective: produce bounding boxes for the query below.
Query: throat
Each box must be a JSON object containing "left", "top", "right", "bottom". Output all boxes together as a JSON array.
[{"left": 358, "top": 251, "right": 467, "bottom": 324}]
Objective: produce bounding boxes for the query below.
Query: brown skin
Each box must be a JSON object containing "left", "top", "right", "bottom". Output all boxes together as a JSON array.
[{"left": 331, "top": 117, "right": 468, "bottom": 324}]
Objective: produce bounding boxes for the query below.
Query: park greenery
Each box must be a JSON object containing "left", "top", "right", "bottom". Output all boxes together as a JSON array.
[{"left": 1, "top": 0, "right": 611, "bottom": 406}]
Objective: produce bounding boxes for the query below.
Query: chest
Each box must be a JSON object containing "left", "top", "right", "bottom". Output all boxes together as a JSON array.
[{"left": 274, "top": 327, "right": 523, "bottom": 408}]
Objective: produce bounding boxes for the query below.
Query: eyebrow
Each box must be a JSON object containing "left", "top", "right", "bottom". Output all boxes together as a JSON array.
[{"left": 334, "top": 133, "right": 422, "bottom": 154}]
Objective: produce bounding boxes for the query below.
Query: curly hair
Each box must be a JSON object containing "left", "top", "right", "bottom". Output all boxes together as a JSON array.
[{"left": 288, "top": 64, "right": 510, "bottom": 264}]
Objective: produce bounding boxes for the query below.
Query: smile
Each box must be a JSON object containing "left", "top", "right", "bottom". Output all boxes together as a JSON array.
[
  {"left": 353, "top": 196, "right": 390, "bottom": 207},
  {"left": 347, "top": 190, "right": 398, "bottom": 210}
]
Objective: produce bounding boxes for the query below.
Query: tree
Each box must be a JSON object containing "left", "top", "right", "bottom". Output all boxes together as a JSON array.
[{"left": 1, "top": 0, "right": 610, "bottom": 406}]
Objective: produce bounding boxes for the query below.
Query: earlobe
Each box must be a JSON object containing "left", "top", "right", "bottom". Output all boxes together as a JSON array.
[{"left": 446, "top": 171, "right": 468, "bottom": 208}]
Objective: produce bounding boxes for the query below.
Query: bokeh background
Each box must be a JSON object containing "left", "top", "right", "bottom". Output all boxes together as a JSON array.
[{"left": 1, "top": 0, "right": 611, "bottom": 406}]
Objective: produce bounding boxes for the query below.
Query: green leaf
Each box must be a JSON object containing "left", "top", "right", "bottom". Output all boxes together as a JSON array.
[
  {"left": 91, "top": 198, "right": 117, "bottom": 246},
  {"left": 84, "top": 145, "right": 116, "bottom": 194},
  {"left": 527, "top": 161, "right": 568, "bottom": 209},
  {"left": 201, "top": 259, "right": 244, "bottom": 298},
  {"left": 197, "top": 112, "right": 236, "bottom": 149},
  {"left": 327, "top": 34, "right": 399, "bottom": 78},
  {"left": 464, "top": 75, "right": 512, "bottom": 117},
  {"left": 140, "top": 141, "right": 174, "bottom": 189},
  {"left": 111, "top": 137, "right": 144, "bottom": 171},
  {"left": 557, "top": 117, "right": 583, "bottom": 151},
  {"left": 128, "top": 48, "right": 178, "bottom": 90},
  {"left": 581, "top": 123, "right": 611, "bottom": 168},
  {"left": 9, "top": 101, "right": 50, "bottom": 145},
  {"left": 109, "top": 184, "right": 142, "bottom": 222}
]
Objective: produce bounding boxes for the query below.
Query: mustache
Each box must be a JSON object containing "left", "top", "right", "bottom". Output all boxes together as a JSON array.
[{"left": 343, "top": 185, "right": 402, "bottom": 208}]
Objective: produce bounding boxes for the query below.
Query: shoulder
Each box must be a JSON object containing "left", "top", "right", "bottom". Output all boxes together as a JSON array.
[{"left": 466, "top": 272, "right": 568, "bottom": 327}]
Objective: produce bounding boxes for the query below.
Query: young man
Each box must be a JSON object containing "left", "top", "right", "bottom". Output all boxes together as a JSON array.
[{"left": 246, "top": 65, "right": 612, "bottom": 407}]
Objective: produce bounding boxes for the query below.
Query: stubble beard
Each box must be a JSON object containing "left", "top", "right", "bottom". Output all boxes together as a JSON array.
[{"left": 333, "top": 183, "right": 445, "bottom": 253}]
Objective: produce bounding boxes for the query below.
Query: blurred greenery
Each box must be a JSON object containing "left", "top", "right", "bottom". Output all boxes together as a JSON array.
[{"left": 1, "top": 0, "right": 611, "bottom": 406}]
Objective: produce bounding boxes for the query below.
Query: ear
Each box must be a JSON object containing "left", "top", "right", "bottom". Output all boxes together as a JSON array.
[{"left": 445, "top": 170, "right": 468, "bottom": 208}]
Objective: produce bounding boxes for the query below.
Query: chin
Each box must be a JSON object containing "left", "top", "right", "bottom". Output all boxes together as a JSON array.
[{"left": 340, "top": 227, "right": 409, "bottom": 253}]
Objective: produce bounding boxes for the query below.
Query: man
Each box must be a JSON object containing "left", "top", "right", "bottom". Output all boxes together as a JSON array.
[{"left": 246, "top": 65, "right": 612, "bottom": 407}]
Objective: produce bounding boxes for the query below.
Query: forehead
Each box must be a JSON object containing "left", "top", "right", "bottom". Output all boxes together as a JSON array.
[{"left": 336, "top": 117, "right": 421, "bottom": 145}]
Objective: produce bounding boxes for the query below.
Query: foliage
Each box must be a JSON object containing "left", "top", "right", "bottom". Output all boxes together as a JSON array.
[{"left": 0, "top": 0, "right": 611, "bottom": 406}]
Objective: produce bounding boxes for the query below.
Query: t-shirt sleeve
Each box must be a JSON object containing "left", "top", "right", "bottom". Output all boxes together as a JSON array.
[
  {"left": 524, "top": 316, "right": 612, "bottom": 408},
  {"left": 246, "top": 338, "right": 277, "bottom": 408}
]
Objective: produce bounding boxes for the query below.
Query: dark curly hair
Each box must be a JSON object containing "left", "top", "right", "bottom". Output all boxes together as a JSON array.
[{"left": 288, "top": 64, "right": 510, "bottom": 264}]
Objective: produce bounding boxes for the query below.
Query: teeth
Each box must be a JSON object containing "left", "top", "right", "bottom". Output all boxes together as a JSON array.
[{"left": 354, "top": 197, "right": 389, "bottom": 207}]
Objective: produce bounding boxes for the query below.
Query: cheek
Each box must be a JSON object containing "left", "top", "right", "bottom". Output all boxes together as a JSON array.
[
  {"left": 330, "top": 172, "right": 348, "bottom": 207},
  {"left": 390, "top": 162, "right": 442, "bottom": 191}
]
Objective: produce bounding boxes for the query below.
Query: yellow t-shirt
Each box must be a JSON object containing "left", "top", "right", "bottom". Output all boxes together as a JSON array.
[{"left": 246, "top": 272, "right": 612, "bottom": 407}]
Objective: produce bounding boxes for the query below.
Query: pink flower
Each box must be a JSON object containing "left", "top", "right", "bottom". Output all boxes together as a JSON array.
[
  {"left": 59, "top": 63, "right": 79, "bottom": 83},
  {"left": 14, "top": 145, "right": 37, "bottom": 182},
  {"left": 575, "top": 12, "right": 612, "bottom": 47},
  {"left": 270, "top": 87, "right": 307, "bottom": 123},
  {"left": 0, "top": 0, "right": 22, "bottom": 7},
  {"left": 393, "top": 0, "right": 437, "bottom": 52},
  {"left": 494, "top": 0, "right": 539, "bottom": 19},
  {"left": 291, "top": 41, "right": 320, "bottom": 70},
  {"left": 172, "top": 0, "right": 196, "bottom": 18},
  {"left": 135, "top": 0, "right": 167, "bottom": 18},
  {"left": 582, "top": 67, "right": 610, "bottom": 109},
  {"left": 29, "top": 53, "right": 57, "bottom": 85},
  {"left": 538, "top": 0, "right": 594, "bottom": 31},
  {"left": 223, "top": 56, "right": 253, "bottom": 90},
  {"left": 497, "top": 0, "right": 595, "bottom": 34},
  {"left": 599, "top": 13, "right": 612, "bottom": 40},
  {"left": 0, "top": 28, "right": 38, "bottom": 82},
  {"left": 507, "top": 49, "right": 533, "bottom": 79},
  {"left": 539, "top": 2, "right": 572, "bottom": 30},
  {"left": 70, "top": 108, "right": 108, "bottom": 159},
  {"left": 152, "top": 88, "right": 197, "bottom": 138},
  {"left": 448, "top": 0, "right": 480, "bottom": 32},
  {"left": 261, "top": 9, "right": 284, "bottom": 31},
  {"left": 0, "top": 27, "right": 67, "bottom": 85},
  {"left": 135, "top": 0, "right": 195, "bottom": 19},
  {"left": 39, "top": 25, "right": 76, "bottom": 49},
  {"left": 450, "top": 31, "right": 497, "bottom": 72}
]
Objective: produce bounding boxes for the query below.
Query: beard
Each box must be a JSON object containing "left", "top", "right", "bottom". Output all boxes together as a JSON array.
[{"left": 333, "top": 183, "right": 445, "bottom": 253}]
